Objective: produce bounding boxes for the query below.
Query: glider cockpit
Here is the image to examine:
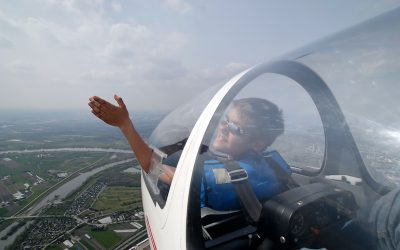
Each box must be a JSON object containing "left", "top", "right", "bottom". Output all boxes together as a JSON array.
[{"left": 142, "top": 7, "right": 400, "bottom": 250}]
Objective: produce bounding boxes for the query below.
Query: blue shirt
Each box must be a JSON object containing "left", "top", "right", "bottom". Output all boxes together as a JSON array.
[{"left": 200, "top": 150, "right": 291, "bottom": 210}]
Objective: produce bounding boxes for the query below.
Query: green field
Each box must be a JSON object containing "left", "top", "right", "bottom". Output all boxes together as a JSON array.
[
  {"left": 0, "top": 152, "right": 133, "bottom": 215},
  {"left": 16, "top": 184, "right": 47, "bottom": 207},
  {"left": 89, "top": 230, "right": 121, "bottom": 249},
  {"left": 0, "top": 152, "right": 112, "bottom": 179},
  {"left": 0, "top": 207, "right": 8, "bottom": 216},
  {"left": 0, "top": 111, "right": 160, "bottom": 249},
  {"left": 92, "top": 186, "right": 141, "bottom": 213},
  {"left": 48, "top": 241, "right": 89, "bottom": 250},
  {"left": 47, "top": 245, "right": 64, "bottom": 250}
]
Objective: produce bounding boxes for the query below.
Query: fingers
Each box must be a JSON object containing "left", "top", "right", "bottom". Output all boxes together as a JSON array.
[
  {"left": 90, "top": 96, "right": 107, "bottom": 104},
  {"left": 88, "top": 95, "right": 127, "bottom": 126},
  {"left": 88, "top": 101, "right": 107, "bottom": 118},
  {"left": 88, "top": 101, "right": 98, "bottom": 112},
  {"left": 114, "top": 94, "right": 126, "bottom": 109},
  {"left": 91, "top": 110, "right": 101, "bottom": 119},
  {"left": 90, "top": 96, "right": 114, "bottom": 108},
  {"left": 88, "top": 97, "right": 102, "bottom": 110},
  {"left": 88, "top": 97, "right": 108, "bottom": 119},
  {"left": 89, "top": 103, "right": 103, "bottom": 119},
  {"left": 88, "top": 96, "right": 115, "bottom": 113}
]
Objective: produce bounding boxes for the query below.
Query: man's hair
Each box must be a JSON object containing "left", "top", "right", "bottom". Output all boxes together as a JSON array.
[{"left": 231, "top": 98, "right": 284, "bottom": 148}]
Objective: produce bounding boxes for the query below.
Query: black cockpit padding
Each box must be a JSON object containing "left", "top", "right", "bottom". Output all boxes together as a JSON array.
[{"left": 258, "top": 183, "right": 358, "bottom": 249}]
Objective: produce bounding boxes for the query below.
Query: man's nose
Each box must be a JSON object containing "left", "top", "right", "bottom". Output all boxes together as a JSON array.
[{"left": 219, "top": 122, "right": 229, "bottom": 135}]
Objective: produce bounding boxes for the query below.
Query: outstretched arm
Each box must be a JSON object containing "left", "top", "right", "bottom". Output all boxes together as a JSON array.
[
  {"left": 88, "top": 95, "right": 176, "bottom": 184},
  {"left": 88, "top": 95, "right": 152, "bottom": 173}
]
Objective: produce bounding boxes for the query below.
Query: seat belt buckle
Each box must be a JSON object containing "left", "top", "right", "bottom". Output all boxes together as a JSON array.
[{"left": 228, "top": 169, "right": 248, "bottom": 183}]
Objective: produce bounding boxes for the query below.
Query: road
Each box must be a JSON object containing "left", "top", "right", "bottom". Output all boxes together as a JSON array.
[{"left": 113, "top": 228, "right": 149, "bottom": 250}]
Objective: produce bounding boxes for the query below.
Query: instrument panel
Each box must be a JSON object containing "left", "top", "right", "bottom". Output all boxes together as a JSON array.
[{"left": 258, "top": 183, "right": 358, "bottom": 248}]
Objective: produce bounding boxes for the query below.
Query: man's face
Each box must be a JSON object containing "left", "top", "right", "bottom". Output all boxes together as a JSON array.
[{"left": 211, "top": 108, "right": 258, "bottom": 156}]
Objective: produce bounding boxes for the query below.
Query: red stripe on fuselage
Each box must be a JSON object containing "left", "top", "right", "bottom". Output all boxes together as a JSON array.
[{"left": 145, "top": 216, "right": 157, "bottom": 250}]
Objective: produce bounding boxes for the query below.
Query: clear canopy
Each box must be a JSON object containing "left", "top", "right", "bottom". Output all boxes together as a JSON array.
[
  {"left": 144, "top": 7, "right": 400, "bottom": 250},
  {"left": 295, "top": 8, "right": 400, "bottom": 186}
]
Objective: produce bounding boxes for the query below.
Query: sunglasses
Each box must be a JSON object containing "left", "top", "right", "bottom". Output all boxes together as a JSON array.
[{"left": 221, "top": 118, "right": 248, "bottom": 136}]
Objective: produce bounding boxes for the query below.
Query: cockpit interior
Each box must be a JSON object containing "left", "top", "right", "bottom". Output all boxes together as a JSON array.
[{"left": 142, "top": 7, "right": 400, "bottom": 250}]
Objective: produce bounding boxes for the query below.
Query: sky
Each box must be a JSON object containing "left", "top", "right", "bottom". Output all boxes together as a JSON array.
[{"left": 1, "top": 0, "right": 399, "bottom": 112}]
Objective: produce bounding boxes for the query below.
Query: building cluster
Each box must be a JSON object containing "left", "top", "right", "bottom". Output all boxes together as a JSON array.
[
  {"left": 1, "top": 171, "right": 45, "bottom": 205},
  {"left": 65, "top": 181, "right": 106, "bottom": 216},
  {"left": 19, "top": 217, "right": 76, "bottom": 249},
  {"left": 93, "top": 209, "right": 145, "bottom": 225},
  {"left": 11, "top": 182, "right": 31, "bottom": 201},
  {"left": 47, "top": 169, "right": 68, "bottom": 178},
  {"left": 12, "top": 180, "right": 145, "bottom": 249}
]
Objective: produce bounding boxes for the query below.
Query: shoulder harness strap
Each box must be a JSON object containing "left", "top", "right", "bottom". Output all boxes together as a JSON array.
[
  {"left": 264, "top": 155, "right": 298, "bottom": 190},
  {"left": 224, "top": 160, "right": 262, "bottom": 225}
]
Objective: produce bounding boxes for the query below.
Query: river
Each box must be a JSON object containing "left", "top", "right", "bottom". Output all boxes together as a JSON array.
[{"left": 0, "top": 148, "right": 138, "bottom": 249}]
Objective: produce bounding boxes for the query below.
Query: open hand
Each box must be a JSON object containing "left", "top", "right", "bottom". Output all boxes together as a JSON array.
[{"left": 88, "top": 94, "right": 131, "bottom": 129}]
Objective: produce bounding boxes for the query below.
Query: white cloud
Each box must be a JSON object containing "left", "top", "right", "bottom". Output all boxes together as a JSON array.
[
  {"left": 0, "top": 11, "right": 24, "bottom": 37},
  {"left": 195, "top": 62, "right": 249, "bottom": 82},
  {"left": 98, "top": 22, "right": 190, "bottom": 84},
  {"left": 42, "top": 0, "right": 105, "bottom": 13},
  {"left": 162, "top": 0, "right": 192, "bottom": 13},
  {"left": 110, "top": 23, "right": 152, "bottom": 43},
  {"left": 0, "top": 35, "right": 13, "bottom": 49},
  {"left": 2, "top": 0, "right": 396, "bottom": 111},
  {"left": 10, "top": 60, "right": 36, "bottom": 74},
  {"left": 23, "top": 17, "right": 62, "bottom": 46},
  {"left": 111, "top": 1, "right": 122, "bottom": 12},
  {"left": 1, "top": 5, "right": 249, "bottom": 111},
  {"left": 133, "top": 58, "right": 188, "bottom": 81},
  {"left": 81, "top": 69, "right": 121, "bottom": 84},
  {"left": 224, "top": 62, "right": 249, "bottom": 75}
]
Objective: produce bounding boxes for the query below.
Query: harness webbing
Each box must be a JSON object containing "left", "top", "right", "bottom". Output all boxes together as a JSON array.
[
  {"left": 224, "top": 160, "right": 262, "bottom": 225},
  {"left": 264, "top": 155, "right": 298, "bottom": 190}
]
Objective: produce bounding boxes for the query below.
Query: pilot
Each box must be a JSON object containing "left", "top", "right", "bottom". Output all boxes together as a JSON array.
[
  {"left": 201, "top": 98, "right": 290, "bottom": 210},
  {"left": 88, "top": 95, "right": 291, "bottom": 211}
]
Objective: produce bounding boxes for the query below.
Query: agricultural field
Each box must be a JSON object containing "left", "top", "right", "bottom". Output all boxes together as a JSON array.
[
  {"left": 0, "top": 152, "right": 132, "bottom": 216},
  {"left": 92, "top": 186, "right": 142, "bottom": 214},
  {"left": 0, "top": 110, "right": 162, "bottom": 249},
  {"left": 89, "top": 230, "right": 122, "bottom": 249},
  {"left": 0, "top": 111, "right": 165, "bottom": 151},
  {"left": 71, "top": 224, "right": 136, "bottom": 250}
]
